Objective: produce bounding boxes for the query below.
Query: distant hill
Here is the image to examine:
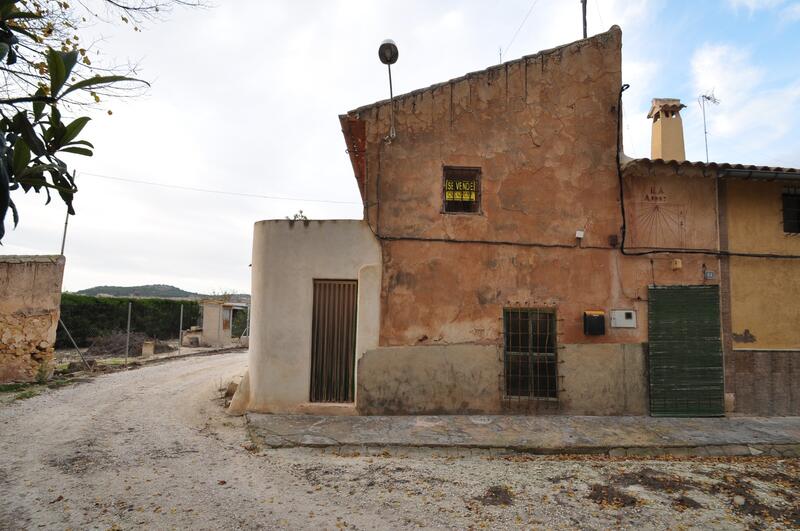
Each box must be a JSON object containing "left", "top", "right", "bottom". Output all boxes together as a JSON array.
[
  {"left": 73, "top": 284, "right": 251, "bottom": 303},
  {"left": 75, "top": 284, "right": 203, "bottom": 299}
]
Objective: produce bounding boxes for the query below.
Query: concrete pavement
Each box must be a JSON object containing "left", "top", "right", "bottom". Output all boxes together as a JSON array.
[{"left": 247, "top": 414, "right": 800, "bottom": 457}]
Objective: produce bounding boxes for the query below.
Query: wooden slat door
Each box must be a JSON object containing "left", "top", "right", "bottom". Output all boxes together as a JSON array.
[
  {"left": 310, "top": 280, "right": 358, "bottom": 403},
  {"left": 648, "top": 285, "right": 724, "bottom": 417}
]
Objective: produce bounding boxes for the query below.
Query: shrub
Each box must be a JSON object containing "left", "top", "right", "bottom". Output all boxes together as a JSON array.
[{"left": 56, "top": 294, "right": 200, "bottom": 348}]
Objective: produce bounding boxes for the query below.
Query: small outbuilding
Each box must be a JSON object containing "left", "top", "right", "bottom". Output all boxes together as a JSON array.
[{"left": 182, "top": 299, "right": 248, "bottom": 348}]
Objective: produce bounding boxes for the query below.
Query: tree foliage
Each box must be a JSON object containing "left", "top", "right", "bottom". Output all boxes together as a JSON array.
[
  {"left": 0, "top": 0, "right": 200, "bottom": 242},
  {"left": 57, "top": 293, "right": 200, "bottom": 348}
]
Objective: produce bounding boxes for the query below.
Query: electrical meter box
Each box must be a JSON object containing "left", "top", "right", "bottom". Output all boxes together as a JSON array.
[
  {"left": 583, "top": 311, "right": 606, "bottom": 335},
  {"left": 610, "top": 309, "right": 637, "bottom": 328}
]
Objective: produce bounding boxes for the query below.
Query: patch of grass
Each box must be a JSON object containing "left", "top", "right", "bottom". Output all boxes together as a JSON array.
[
  {"left": 35, "top": 362, "right": 50, "bottom": 384},
  {"left": 97, "top": 358, "right": 127, "bottom": 367},
  {"left": 0, "top": 382, "right": 30, "bottom": 393},
  {"left": 14, "top": 389, "right": 41, "bottom": 400},
  {"left": 46, "top": 379, "right": 72, "bottom": 390}
]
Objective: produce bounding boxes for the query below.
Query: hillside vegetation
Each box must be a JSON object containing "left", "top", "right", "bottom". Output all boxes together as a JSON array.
[{"left": 75, "top": 284, "right": 202, "bottom": 299}]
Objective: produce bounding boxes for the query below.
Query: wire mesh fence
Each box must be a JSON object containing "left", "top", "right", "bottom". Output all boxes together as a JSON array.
[{"left": 54, "top": 295, "right": 204, "bottom": 371}]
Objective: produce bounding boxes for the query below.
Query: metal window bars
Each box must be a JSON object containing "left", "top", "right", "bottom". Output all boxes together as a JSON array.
[
  {"left": 782, "top": 188, "right": 800, "bottom": 234},
  {"left": 502, "top": 308, "right": 558, "bottom": 412}
]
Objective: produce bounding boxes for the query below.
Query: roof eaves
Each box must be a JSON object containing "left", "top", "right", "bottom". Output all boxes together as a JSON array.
[{"left": 623, "top": 158, "right": 800, "bottom": 181}]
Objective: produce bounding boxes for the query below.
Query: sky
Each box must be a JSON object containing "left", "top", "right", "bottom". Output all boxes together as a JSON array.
[{"left": 2, "top": 0, "right": 799, "bottom": 294}]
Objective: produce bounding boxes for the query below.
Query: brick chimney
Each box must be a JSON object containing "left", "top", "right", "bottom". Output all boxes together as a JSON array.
[{"left": 647, "top": 98, "right": 686, "bottom": 161}]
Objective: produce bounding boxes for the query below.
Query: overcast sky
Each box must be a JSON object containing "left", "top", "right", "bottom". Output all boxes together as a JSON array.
[{"left": 2, "top": 0, "right": 799, "bottom": 294}]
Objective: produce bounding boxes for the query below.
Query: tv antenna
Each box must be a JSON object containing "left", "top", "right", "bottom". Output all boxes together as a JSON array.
[
  {"left": 699, "top": 91, "right": 720, "bottom": 163},
  {"left": 378, "top": 39, "right": 399, "bottom": 140}
]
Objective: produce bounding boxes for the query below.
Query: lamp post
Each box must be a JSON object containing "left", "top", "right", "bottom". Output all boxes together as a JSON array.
[{"left": 378, "top": 39, "right": 399, "bottom": 140}]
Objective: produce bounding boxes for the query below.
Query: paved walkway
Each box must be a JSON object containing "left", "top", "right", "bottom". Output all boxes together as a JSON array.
[{"left": 247, "top": 414, "right": 800, "bottom": 456}]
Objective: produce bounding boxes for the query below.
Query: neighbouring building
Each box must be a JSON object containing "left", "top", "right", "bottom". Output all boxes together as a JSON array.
[
  {"left": 0, "top": 255, "right": 66, "bottom": 383},
  {"left": 234, "top": 26, "right": 799, "bottom": 417},
  {"left": 185, "top": 299, "right": 249, "bottom": 348}
]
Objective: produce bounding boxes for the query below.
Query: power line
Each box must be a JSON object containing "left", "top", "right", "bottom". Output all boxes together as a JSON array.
[
  {"left": 78, "top": 171, "right": 362, "bottom": 205},
  {"left": 594, "top": 0, "right": 605, "bottom": 28},
  {"left": 503, "top": 0, "right": 541, "bottom": 59}
]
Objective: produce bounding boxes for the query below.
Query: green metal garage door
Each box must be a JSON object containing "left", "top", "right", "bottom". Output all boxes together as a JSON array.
[{"left": 648, "top": 285, "right": 724, "bottom": 417}]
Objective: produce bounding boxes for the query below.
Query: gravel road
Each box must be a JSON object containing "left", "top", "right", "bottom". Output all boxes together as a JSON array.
[{"left": 1, "top": 351, "right": 797, "bottom": 530}]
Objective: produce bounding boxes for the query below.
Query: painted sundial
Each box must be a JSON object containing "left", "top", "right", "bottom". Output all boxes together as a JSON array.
[{"left": 631, "top": 185, "right": 686, "bottom": 248}]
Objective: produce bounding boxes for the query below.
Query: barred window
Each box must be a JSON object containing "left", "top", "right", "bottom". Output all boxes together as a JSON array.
[
  {"left": 503, "top": 308, "right": 558, "bottom": 399},
  {"left": 443, "top": 166, "right": 480, "bottom": 214},
  {"left": 783, "top": 189, "right": 800, "bottom": 233}
]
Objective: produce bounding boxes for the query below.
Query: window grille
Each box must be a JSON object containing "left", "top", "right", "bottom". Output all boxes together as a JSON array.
[
  {"left": 443, "top": 166, "right": 481, "bottom": 214},
  {"left": 503, "top": 308, "right": 558, "bottom": 400},
  {"left": 783, "top": 188, "right": 800, "bottom": 234}
]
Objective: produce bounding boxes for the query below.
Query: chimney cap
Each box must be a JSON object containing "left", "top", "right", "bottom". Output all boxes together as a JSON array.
[{"left": 647, "top": 98, "right": 686, "bottom": 119}]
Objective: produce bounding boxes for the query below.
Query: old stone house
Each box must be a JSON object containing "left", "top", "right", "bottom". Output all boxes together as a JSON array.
[{"left": 234, "top": 26, "right": 799, "bottom": 417}]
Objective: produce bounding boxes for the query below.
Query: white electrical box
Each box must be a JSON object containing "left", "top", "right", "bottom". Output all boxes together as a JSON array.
[{"left": 610, "top": 309, "right": 637, "bottom": 328}]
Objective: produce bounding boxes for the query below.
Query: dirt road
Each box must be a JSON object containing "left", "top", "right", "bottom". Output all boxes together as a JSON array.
[{"left": 1, "top": 352, "right": 797, "bottom": 530}]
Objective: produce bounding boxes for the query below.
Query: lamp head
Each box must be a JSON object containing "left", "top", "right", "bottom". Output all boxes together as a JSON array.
[{"left": 378, "top": 39, "right": 398, "bottom": 65}]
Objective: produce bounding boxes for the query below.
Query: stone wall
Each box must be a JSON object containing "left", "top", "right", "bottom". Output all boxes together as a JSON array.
[{"left": 0, "top": 256, "right": 66, "bottom": 383}]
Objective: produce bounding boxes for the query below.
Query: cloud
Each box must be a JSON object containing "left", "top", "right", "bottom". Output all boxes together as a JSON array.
[
  {"left": 727, "top": 0, "right": 785, "bottom": 11},
  {"left": 690, "top": 44, "right": 763, "bottom": 121},
  {"left": 0, "top": 0, "right": 665, "bottom": 292},
  {"left": 686, "top": 42, "right": 800, "bottom": 165},
  {"left": 781, "top": 2, "right": 800, "bottom": 20},
  {"left": 4, "top": 1, "right": 797, "bottom": 294}
]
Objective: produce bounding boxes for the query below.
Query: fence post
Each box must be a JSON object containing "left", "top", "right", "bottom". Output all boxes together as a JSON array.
[
  {"left": 125, "top": 301, "right": 132, "bottom": 367},
  {"left": 178, "top": 304, "right": 184, "bottom": 355},
  {"left": 58, "top": 318, "right": 92, "bottom": 371}
]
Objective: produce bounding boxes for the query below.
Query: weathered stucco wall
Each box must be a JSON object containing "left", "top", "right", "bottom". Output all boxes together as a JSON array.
[
  {"left": 725, "top": 181, "right": 800, "bottom": 350},
  {"left": 356, "top": 343, "right": 647, "bottom": 415},
  {"left": 356, "top": 29, "right": 623, "bottom": 251},
  {"left": 331, "top": 28, "right": 725, "bottom": 416},
  {"left": 622, "top": 161, "right": 719, "bottom": 251},
  {"left": 345, "top": 28, "right": 720, "bottom": 350},
  {"left": 357, "top": 345, "right": 502, "bottom": 415},
  {"left": 559, "top": 343, "right": 647, "bottom": 415},
  {"left": 0, "top": 255, "right": 65, "bottom": 383},
  {"left": 380, "top": 240, "right": 716, "bottom": 347},
  {"left": 727, "top": 350, "right": 799, "bottom": 416},
  {"left": 245, "top": 220, "right": 381, "bottom": 413}
]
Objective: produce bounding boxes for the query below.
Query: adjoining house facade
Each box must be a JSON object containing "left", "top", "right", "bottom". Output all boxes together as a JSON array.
[{"left": 238, "top": 26, "right": 799, "bottom": 417}]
